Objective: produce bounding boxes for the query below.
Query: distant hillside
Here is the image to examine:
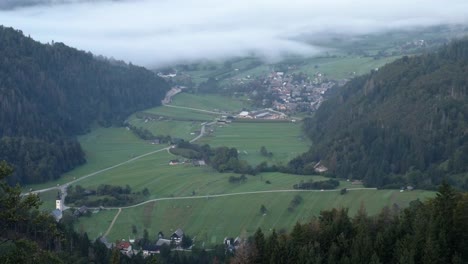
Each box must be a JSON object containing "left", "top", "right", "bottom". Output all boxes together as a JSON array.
[
  {"left": 0, "top": 26, "right": 170, "bottom": 184},
  {"left": 294, "top": 39, "right": 468, "bottom": 190}
]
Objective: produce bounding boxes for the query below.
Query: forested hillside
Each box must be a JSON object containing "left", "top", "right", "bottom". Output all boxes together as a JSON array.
[
  {"left": 0, "top": 26, "right": 170, "bottom": 184},
  {"left": 231, "top": 183, "right": 468, "bottom": 264},
  {"left": 295, "top": 39, "right": 468, "bottom": 190}
]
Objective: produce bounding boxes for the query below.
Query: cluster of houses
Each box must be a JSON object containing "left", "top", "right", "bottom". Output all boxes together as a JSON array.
[
  {"left": 109, "top": 228, "right": 187, "bottom": 257},
  {"left": 264, "top": 71, "right": 340, "bottom": 113},
  {"left": 227, "top": 70, "right": 345, "bottom": 114}
]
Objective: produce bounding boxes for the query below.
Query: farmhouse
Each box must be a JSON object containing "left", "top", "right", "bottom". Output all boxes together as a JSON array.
[
  {"left": 142, "top": 244, "right": 159, "bottom": 256},
  {"left": 313, "top": 161, "right": 328, "bottom": 173},
  {"left": 170, "top": 228, "right": 184, "bottom": 244},
  {"left": 117, "top": 241, "right": 132, "bottom": 255},
  {"left": 237, "top": 111, "right": 252, "bottom": 118},
  {"left": 73, "top": 206, "right": 88, "bottom": 217},
  {"left": 169, "top": 159, "right": 180, "bottom": 165}
]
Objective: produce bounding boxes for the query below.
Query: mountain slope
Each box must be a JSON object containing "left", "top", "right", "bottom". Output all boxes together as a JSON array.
[
  {"left": 297, "top": 39, "right": 468, "bottom": 190},
  {"left": 0, "top": 26, "right": 170, "bottom": 184}
]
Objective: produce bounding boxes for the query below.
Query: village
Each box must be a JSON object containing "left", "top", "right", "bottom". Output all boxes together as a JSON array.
[
  {"left": 236, "top": 70, "right": 347, "bottom": 114},
  {"left": 158, "top": 65, "right": 347, "bottom": 116}
]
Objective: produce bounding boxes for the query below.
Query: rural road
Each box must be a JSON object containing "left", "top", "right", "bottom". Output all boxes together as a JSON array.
[
  {"left": 164, "top": 104, "right": 224, "bottom": 115},
  {"left": 28, "top": 145, "right": 173, "bottom": 195},
  {"left": 85, "top": 187, "right": 378, "bottom": 211},
  {"left": 24, "top": 119, "right": 212, "bottom": 205},
  {"left": 94, "top": 187, "right": 377, "bottom": 237},
  {"left": 161, "top": 86, "right": 224, "bottom": 115},
  {"left": 104, "top": 208, "right": 122, "bottom": 237}
]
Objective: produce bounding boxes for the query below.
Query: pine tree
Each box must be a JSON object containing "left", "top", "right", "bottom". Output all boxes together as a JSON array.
[{"left": 253, "top": 228, "right": 265, "bottom": 263}]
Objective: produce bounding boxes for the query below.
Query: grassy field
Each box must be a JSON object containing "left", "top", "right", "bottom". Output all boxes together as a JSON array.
[
  {"left": 198, "top": 122, "right": 309, "bottom": 165},
  {"left": 170, "top": 93, "right": 249, "bottom": 113},
  {"left": 144, "top": 106, "right": 220, "bottom": 121},
  {"left": 126, "top": 93, "right": 251, "bottom": 141},
  {"left": 73, "top": 149, "right": 331, "bottom": 199},
  {"left": 291, "top": 55, "right": 401, "bottom": 79},
  {"left": 38, "top": 189, "right": 59, "bottom": 211},
  {"left": 25, "top": 126, "right": 161, "bottom": 191},
  {"left": 29, "top": 94, "right": 436, "bottom": 246},
  {"left": 78, "top": 189, "right": 435, "bottom": 246}
]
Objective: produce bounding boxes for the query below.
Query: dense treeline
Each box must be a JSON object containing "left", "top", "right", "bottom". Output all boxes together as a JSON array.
[
  {"left": 232, "top": 183, "right": 468, "bottom": 264},
  {"left": 126, "top": 123, "right": 172, "bottom": 143},
  {"left": 293, "top": 179, "right": 340, "bottom": 190},
  {"left": 0, "top": 26, "right": 170, "bottom": 184},
  {"left": 296, "top": 39, "right": 468, "bottom": 190},
  {"left": 0, "top": 160, "right": 109, "bottom": 263}
]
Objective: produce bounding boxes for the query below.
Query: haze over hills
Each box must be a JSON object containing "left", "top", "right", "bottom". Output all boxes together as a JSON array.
[
  {"left": 294, "top": 39, "right": 468, "bottom": 190},
  {"left": 0, "top": 26, "right": 169, "bottom": 185},
  {"left": 2, "top": 0, "right": 468, "bottom": 67}
]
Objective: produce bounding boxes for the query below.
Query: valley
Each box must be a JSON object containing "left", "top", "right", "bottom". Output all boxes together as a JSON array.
[
  {"left": 2, "top": 2, "right": 468, "bottom": 263},
  {"left": 30, "top": 92, "right": 435, "bottom": 247}
]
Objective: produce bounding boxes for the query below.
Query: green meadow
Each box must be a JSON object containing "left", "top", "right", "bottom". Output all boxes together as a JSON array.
[
  {"left": 79, "top": 189, "right": 435, "bottom": 246},
  {"left": 144, "top": 106, "right": 219, "bottom": 121},
  {"left": 73, "top": 150, "right": 330, "bottom": 199},
  {"left": 29, "top": 93, "right": 437, "bottom": 246},
  {"left": 290, "top": 55, "right": 402, "bottom": 79},
  {"left": 170, "top": 93, "right": 249, "bottom": 113},
  {"left": 25, "top": 126, "right": 161, "bottom": 191},
  {"left": 198, "top": 122, "right": 309, "bottom": 165},
  {"left": 127, "top": 117, "right": 202, "bottom": 141}
]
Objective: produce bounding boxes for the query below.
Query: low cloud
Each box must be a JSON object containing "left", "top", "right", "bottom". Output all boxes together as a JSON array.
[{"left": 1, "top": 0, "right": 468, "bottom": 67}]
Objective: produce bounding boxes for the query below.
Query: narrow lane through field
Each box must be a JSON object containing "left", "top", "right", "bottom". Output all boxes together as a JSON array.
[
  {"left": 88, "top": 187, "right": 378, "bottom": 211},
  {"left": 163, "top": 104, "right": 224, "bottom": 115},
  {"left": 104, "top": 208, "right": 122, "bottom": 237}
]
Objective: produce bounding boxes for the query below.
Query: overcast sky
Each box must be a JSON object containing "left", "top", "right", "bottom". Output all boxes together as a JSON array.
[{"left": 1, "top": 0, "right": 468, "bottom": 67}]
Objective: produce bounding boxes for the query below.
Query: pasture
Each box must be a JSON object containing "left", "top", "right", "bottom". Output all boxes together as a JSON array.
[
  {"left": 144, "top": 106, "right": 219, "bottom": 121},
  {"left": 170, "top": 93, "right": 249, "bottom": 113},
  {"left": 198, "top": 122, "right": 309, "bottom": 165},
  {"left": 25, "top": 126, "right": 160, "bottom": 191},
  {"left": 78, "top": 188, "right": 435, "bottom": 246},
  {"left": 291, "top": 56, "right": 401, "bottom": 79},
  {"left": 72, "top": 149, "right": 331, "bottom": 199}
]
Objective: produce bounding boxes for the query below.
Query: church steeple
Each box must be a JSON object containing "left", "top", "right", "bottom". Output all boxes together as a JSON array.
[{"left": 56, "top": 191, "right": 63, "bottom": 211}]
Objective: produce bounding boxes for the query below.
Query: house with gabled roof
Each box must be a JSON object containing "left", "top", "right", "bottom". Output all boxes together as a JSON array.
[
  {"left": 117, "top": 241, "right": 132, "bottom": 254},
  {"left": 170, "top": 228, "right": 184, "bottom": 244}
]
